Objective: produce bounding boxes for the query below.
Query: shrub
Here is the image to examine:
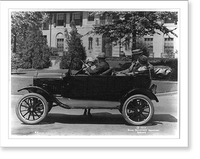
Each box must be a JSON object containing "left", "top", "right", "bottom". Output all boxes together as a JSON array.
[
  {"left": 60, "top": 53, "right": 83, "bottom": 70},
  {"left": 60, "top": 54, "right": 70, "bottom": 69},
  {"left": 60, "top": 26, "right": 86, "bottom": 70},
  {"left": 149, "top": 58, "right": 178, "bottom": 81},
  {"left": 107, "top": 57, "right": 178, "bottom": 81},
  {"left": 11, "top": 53, "right": 22, "bottom": 72}
]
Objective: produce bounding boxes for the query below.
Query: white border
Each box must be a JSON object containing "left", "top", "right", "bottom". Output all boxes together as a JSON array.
[{"left": 0, "top": 1, "right": 188, "bottom": 147}]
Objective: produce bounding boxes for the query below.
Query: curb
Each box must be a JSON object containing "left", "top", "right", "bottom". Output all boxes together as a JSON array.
[
  {"left": 152, "top": 80, "right": 178, "bottom": 84},
  {"left": 156, "top": 91, "right": 177, "bottom": 96},
  {"left": 11, "top": 75, "right": 34, "bottom": 78}
]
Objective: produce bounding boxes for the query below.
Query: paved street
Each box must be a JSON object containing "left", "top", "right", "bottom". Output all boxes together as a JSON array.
[{"left": 10, "top": 93, "right": 178, "bottom": 137}]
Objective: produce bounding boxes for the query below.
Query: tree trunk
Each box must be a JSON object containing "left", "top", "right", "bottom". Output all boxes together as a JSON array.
[
  {"left": 131, "top": 13, "right": 137, "bottom": 51},
  {"left": 13, "top": 33, "right": 16, "bottom": 53},
  {"left": 131, "top": 29, "right": 136, "bottom": 51}
]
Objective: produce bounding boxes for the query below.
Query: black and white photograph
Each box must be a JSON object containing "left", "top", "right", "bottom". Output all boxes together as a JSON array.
[{"left": 0, "top": 1, "right": 188, "bottom": 148}]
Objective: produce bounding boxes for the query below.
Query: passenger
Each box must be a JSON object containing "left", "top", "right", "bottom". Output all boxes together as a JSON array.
[
  {"left": 133, "top": 55, "right": 154, "bottom": 76},
  {"left": 84, "top": 57, "right": 96, "bottom": 70},
  {"left": 85, "top": 52, "right": 109, "bottom": 75},
  {"left": 115, "top": 49, "right": 143, "bottom": 76}
]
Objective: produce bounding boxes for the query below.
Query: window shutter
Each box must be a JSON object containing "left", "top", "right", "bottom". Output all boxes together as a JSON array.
[
  {"left": 80, "top": 12, "right": 82, "bottom": 26},
  {"left": 54, "top": 13, "right": 57, "bottom": 27},
  {"left": 66, "top": 13, "right": 70, "bottom": 24},
  {"left": 64, "top": 13, "right": 66, "bottom": 27},
  {"left": 70, "top": 13, "right": 72, "bottom": 23}
]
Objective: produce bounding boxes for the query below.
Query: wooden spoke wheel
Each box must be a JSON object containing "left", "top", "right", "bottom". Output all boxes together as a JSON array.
[
  {"left": 122, "top": 94, "right": 154, "bottom": 125},
  {"left": 16, "top": 93, "right": 49, "bottom": 124}
]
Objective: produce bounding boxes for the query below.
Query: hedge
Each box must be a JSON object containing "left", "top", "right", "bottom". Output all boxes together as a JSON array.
[{"left": 107, "top": 57, "right": 178, "bottom": 81}]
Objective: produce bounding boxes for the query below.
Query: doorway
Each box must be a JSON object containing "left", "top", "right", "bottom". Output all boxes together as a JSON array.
[{"left": 102, "top": 35, "right": 112, "bottom": 57}]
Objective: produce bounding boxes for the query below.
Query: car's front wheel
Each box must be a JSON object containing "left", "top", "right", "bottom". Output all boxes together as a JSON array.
[
  {"left": 122, "top": 94, "right": 154, "bottom": 125},
  {"left": 16, "top": 93, "right": 49, "bottom": 124}
]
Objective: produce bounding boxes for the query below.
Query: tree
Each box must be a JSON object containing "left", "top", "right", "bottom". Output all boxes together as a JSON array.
[
  {"left": 60, "top": 21, "right": 86, "bottom": 69},
  {"left": 11, "top": 11, "right": 51, "bottom": 69},
  {"left": 88, "top": 11, "right": 178, "bottom": 51},
  {"left": 23, "top": 30, "right": 51, "bottom": 69}
]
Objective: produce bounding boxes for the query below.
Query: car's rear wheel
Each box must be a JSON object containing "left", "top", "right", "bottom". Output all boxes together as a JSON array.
[
  {"left": 16, "top": 93, "right": 49, "bottom": 125},
  {"left": 122, "top": 94, "right": 154, "bottom": 125}
]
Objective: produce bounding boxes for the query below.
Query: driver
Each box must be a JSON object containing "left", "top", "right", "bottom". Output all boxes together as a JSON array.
[
  {"left": 83, "top": 57, "right": 96, "bottom": 70},
  {"left": 85, "top": 52, "right": 109, "bottom": 75}
]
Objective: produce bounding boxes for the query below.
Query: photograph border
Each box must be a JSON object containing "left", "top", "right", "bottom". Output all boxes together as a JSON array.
[{"left": 1, "top": 1, "right": 188, "bottom": 146}]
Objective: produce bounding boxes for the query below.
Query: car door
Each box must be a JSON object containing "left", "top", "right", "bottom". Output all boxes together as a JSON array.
[
  {"left": 86, "top": 75, "right": 108, "bottom": 100},
  {"left": 107, "top": 75, "right": 151, "bottom": 100},
  {"left": 62, "top": 75, "right": 88, "bottom": 99},
  {"left": 106, "top": 76, "right": 134, "bottom": 100}
]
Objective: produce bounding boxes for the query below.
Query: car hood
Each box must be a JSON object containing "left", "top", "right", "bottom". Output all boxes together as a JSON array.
[{"left": 34, "top": 72, "right": 65, "bottom": 79}]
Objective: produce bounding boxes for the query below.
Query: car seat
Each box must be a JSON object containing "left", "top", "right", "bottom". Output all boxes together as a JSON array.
[{"left": 100, "top": 68, "right": 113, "bottom": 76}]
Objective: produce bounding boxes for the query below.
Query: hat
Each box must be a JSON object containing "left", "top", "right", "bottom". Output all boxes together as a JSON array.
[
  {"left": 138, "top": 55, "right": 148, "bottom": 65},
  {"left": 86, "top": 57, "right": 93, "bottom": 62},
  {"left": 97, "top": 52, "right": 106, "bottom": 59},
  {"left": 132, "top": 49, "right": 143, "bottom": 55}
]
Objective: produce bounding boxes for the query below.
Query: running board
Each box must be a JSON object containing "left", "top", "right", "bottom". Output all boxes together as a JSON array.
[{"left": 56, "top": 97, "right": 120, "bottom": 109}]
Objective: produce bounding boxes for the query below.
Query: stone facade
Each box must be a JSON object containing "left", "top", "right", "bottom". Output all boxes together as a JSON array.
[{"left": 42, "top": 11, "right": 178, "bottom": 60}]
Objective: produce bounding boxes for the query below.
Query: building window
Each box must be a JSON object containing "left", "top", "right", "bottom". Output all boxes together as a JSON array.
[
  {"left": 43, "top": 35, "right": 47, "bottom": 44},
  {"left": 164, "top": 17, "right": 175, "bottom": 23},
  {"left": 125, "top": 39, "right": 130, "bottom": 50},
  {"left": 100, "top": 15, "right": 106, "bottom": 25},
  {"left": 95, "top": 19, "right": 100, "bottom": 25},
  {"left": 57, "top": 13, "right": 64, "bottom": 26},
  {"left": 96, "top": 38, "right": 99, "bottom": 46},
  {"left": 88, "top": 37, "right": 93, "bottom": 50},
  {"left": 56, "top": 33, "right": 64, "bottom": 53},
  {"left": 71, "top": 12, "right": 82, "bottom": 26},
  {"left": 144, "top": 38, "right": 154, "bottom": 57},
  {"left": 57, "top": 39, "right": 64, "bottom": 52},
  {"left": 42, "top": 22, "right": 49, "bottom": 30},
  {"left": 88, "top": 12, "right": 94, "bottom": 21},
  {"left": 107, "top": 15, "right": 112, "bottom": 24},
  {"left": 164, "top": 38, "right": 174, "bottom": 58}
]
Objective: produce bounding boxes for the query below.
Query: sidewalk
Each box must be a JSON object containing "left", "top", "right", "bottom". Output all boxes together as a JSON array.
[{"left": 152, "top": 80, "right": 177, "bottom": 94}]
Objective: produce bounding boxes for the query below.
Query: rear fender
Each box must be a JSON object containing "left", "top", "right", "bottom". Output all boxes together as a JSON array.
[
  {"left": 120, "top": 88, "right": 159, "bottom": 106},
  {"left": 18, "top": 86, "right": 70, "bottom": 109}
]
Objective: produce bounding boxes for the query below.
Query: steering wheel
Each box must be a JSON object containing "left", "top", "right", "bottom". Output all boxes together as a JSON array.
[{"left": 74, "top": 60, "right": 90, "bottom": 75}]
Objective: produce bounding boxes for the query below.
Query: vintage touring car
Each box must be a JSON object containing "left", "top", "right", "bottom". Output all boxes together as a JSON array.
[{"left": 16, "top": 60, "right": 158, "bottom": 126}]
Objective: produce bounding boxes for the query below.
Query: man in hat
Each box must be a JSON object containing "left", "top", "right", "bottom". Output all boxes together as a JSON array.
[
  {"left": 116, "top": 49, "right": 154, "bottom": 76},
  {"left": 85, "top": 52, "right": 109, "bottom": 75},
  {"left": 134, "top": 55, "right": 154, "bottom": 75},
  {"left": 83, "top": 52, "right": 109, "bottom": 116},
  {"left": 116, "top": 49, "right": 143, "bottom": 76}
]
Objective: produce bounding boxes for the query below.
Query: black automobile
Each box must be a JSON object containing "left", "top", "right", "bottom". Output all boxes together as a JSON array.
[{"left": 16, "top": 60, "right": 158, "bottom": 126}]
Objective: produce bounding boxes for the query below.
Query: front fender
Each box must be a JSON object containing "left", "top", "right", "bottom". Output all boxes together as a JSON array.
[
  {"left": 18, "top": 86, "right": 56, "bottom": 103},
  {"left": 121, "top": 88, "right": 159, "bottom": 105},
  {"left": 18, "top": 86, "right": 70, "bottom": 109},
  {"left": 18, "top": 86, "right": 51, "bottom": 96}
]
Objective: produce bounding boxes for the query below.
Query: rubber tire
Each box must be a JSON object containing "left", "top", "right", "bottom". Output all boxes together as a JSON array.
[
  {"left": 16, "top": 93, "right": 49, "bottom": 125},
  {"left": 122, "top": 94, "right": 154, "bottom": 126}
]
